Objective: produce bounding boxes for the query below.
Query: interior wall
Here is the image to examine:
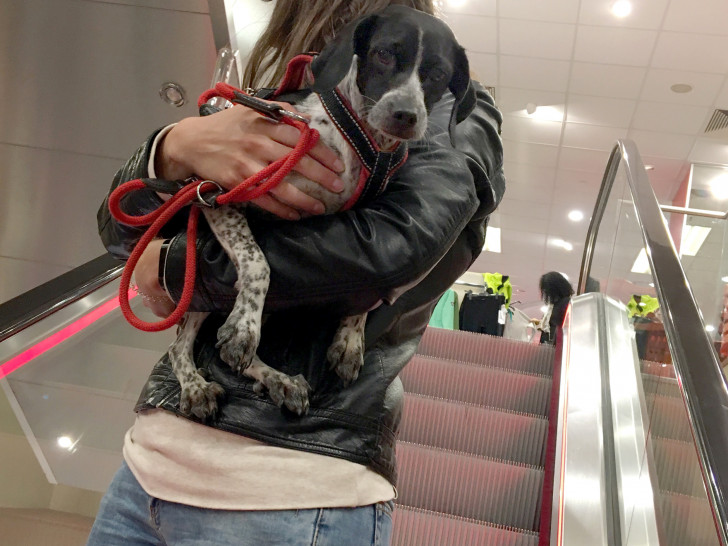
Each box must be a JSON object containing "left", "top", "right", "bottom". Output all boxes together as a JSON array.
[{"left": 0, "top": 0, "right": 217, "bottom": 304}]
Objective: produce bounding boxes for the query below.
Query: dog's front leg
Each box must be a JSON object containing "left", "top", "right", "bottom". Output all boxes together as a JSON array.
[
  {"left": 327, "top": 312, "right": 367, "bottom": 385},
  {"left": 244, "top": 355, "right": 311, "bottom": 415},
  {"left": 203, "top": 206, "right": 270, "bottom": 375},
  {"left": 168, "top": 311, "right": 225, "bottom": 418}
]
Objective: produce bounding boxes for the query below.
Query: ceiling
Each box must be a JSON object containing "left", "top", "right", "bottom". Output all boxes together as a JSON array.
[{"left": 434, "top": 0, "right": 728, "bottom": 313}]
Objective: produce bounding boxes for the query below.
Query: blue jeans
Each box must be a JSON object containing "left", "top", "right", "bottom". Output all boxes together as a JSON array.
[{"left": 87, "top": 462, "right": 393, "bottom": 545}]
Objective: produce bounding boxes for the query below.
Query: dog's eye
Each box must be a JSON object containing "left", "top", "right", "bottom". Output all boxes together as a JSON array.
[
  {"left": 428, "top": 68, "right": 447, "bottom": 82},
  {"left": 375, "top": 49, "right": 395, "bottom": 66}
]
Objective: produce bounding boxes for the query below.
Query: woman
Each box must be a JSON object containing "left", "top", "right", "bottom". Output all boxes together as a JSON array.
[{"left": 89, "top": 1, "right": 505, "bottom": 544}]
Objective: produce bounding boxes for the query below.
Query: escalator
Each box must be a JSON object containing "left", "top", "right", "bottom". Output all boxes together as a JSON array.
[{"left": 1, "top": 139, "right": 728, "bottom": 545}]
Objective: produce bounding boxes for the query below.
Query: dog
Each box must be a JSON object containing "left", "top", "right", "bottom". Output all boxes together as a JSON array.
[
  {"left": 537, "top": 271, "right": 574, "bottom": 344},
  {"left": 168, "top": 5, "right": 475, "bottom": 418}
]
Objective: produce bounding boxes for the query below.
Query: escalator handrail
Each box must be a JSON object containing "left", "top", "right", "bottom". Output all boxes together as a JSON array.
[
  {"left": 0, "top": 254, "right": 123, "bottom": 343},
  {"left": 579, "top": 138, "right": 728, "bottom": 546}
]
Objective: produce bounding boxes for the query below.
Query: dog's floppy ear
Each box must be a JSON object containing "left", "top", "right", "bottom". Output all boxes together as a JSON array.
[
  {"left": 448, "top": 46, "right": 477, "bottom": 141},
  {"left": 311, "top": 15, "right": 379, "bottom": 93}
]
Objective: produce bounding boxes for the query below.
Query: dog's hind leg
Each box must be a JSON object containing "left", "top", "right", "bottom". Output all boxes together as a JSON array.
[
  {"left": 168, "top": 311, "right": 225, "bottom": 419},
  {"left": 203, "top": 206, "right": 270, "bottom": 375},
  {"left": 244, "top": 355, "right": 311, "bottom": 415},
  {"left": 327, "top": 312, "right": 367, "bottom": 385}
]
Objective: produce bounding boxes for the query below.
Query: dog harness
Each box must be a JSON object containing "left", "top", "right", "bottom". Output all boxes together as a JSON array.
[{"left": 108, "top": 54, "right": 408, "bottom": 332}]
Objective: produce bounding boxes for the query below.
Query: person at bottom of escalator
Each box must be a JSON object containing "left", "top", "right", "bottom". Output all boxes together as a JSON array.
[{"left": 537, "top": 271, "right": 574, "bottom": 345}]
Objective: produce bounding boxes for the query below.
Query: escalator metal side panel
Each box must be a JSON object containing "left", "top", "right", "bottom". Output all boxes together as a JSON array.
[
  {"left": 603, "top": 296, "right": 663, "bottom": 545},
  {"left": 550, "top": 293, "right": 611, "bottom": 546}
]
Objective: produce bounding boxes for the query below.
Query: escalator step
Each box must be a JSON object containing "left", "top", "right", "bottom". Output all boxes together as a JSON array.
[
  {"left": 645, "top": 393, "right": 692, "bottom": 443},
  {"left": 402, "top": 355, "right": 552, "bottom": 416},
  {"left": 401, "top": 393, "right": 548, "bottom": 467},
  {"left": 641, "top": 374, "right": 681, "bottom": 399},
  {"left": 417, "top": 327, "right": 554, "bottom": 377},
  {"left": 652, "top": 436, "right": 707, "bottom": 497},
  {"left": 660, "top": 490, "right": 718, "bottom": 546},
  {"left": 396, "top": 442, "right": 543, "bottom": 531},
  {"left": 392, "top": 505, "right": 538, "bottom": 546}
]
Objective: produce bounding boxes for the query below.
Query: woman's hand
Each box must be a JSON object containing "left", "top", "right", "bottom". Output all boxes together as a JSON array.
[
  {"left": 134, "top": 239, "right": 175, "bottom": 318},
  {"left": 155, "top": 102, "right": 345, "bottom": 219}
]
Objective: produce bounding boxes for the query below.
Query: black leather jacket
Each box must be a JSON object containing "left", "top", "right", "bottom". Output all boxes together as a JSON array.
[{"left": 97, "top": 84, "right": 505, "bottom": 485}]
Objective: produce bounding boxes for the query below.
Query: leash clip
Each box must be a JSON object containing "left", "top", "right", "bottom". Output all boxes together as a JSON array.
[
  {"left": 195, "top": 180, "right": 225, "bottom": 208},
  {"left": 231, "top": 90, "right": 309, "bottom": 125}
]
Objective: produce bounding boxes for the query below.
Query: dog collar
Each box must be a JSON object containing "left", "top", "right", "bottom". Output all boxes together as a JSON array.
[{"left": 273, "top": 54, "right": 408, "bottom": 210}]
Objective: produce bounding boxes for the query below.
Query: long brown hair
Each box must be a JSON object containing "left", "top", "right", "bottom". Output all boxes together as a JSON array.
[{"left": 242, "top": 0, "right": 438, "bottom": 89}]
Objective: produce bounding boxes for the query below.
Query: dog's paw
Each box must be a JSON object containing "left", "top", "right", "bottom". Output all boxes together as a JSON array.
[
  {"left": 216, "top": 321, "right": 260, "bottom": 375},
  {"left": 327, "top": 338, "right": 364, "bottom": 386},
  {"left": 253, "top": 373, "right": 311, "bottom": 415},
  {"left": 179, "top": 375, "right": 225, "bottom": 419}
]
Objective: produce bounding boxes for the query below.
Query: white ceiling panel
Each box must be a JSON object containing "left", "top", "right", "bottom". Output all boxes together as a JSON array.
[
  {"left": 627, "top": 130, "right": 696, "bottom": 160},
  {"left": 554, "top": 169, "right": 605, "bottom": 196},
  {"left": 631, "top": 102, "right": 711, "bottom": 134},
  {"left": 662, "top": 0, "right": 728, "bottom": 36},
  {"left": 565, "top": 95, "right": 636, "bottom": 127},
  {"left": 689, "top": 139, "right": 728, "bottom": 166},
  {"left": 640, "top": 69, "right": 725, "bottom": 106},
  {"left": 714, "top": 82, "right": 728, "bottom": 109},
  {"left": 502, "top": 140, "right": 561, "bottom": 168},
  {"left": 499, "top": 0, "right": 580, "bottom": 24},
  {"left": 558, "top": 147, "right": 612, "bottom": 173},
  {"left": 441, "top": 0, "right": 497, "bottom": 17},
  {"left": 498, "top": 198, "right": 553, "bottom": 219},
  {"left": 651, "top": 33, "right": 728, "bottom": 74},
  {"left": 562, "top": 123, "right": 629, "bottom": 151},
  {"left": 446, "top": 14, "right": 497, "bottom": 53},
  {"left": 568, "top": 62, "right": 647, "bottom": 100},
  {"left": 498, "top": 88, "right": 566, "bottom": 119},
  {"left": 499, "top": 19, "right": 576, "bottom": 60},
  {"left": 500, "top": 212, "right": 550, "bottom": 235},
  {"left": 573, "top": 26, "right": 658, "bottom": 67},
  {"left": 501, "top": 115, "right": 564, "bottom": 146},
  {"left": 578, "top": 0, "right": 671, "bottom": 30},
  {"left": 499, "top": 56, "right": 571, "bottom": 93},
  {"left": 467, "top": 52, "right": 498, "bottom": 86}
]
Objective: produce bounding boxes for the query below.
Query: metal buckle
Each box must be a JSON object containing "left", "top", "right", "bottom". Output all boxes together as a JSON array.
[
  {"left": 195, "top": 180, "right": 224, "bottom": 208},
  {"left": 231, "top": 90, "right": 309, "bottom": 125}
]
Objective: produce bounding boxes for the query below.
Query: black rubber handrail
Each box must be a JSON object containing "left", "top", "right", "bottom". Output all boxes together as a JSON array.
[
  {"left": 0, "top": 254, "right": 122, "bottom": 343},
  {"left": 579, "top": 139, "right": 728, "bottom": 546}
]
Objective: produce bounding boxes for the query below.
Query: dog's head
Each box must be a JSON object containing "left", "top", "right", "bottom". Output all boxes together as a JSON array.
[{"left": 311, "top": 5, "right": 475, "bottom": 143}]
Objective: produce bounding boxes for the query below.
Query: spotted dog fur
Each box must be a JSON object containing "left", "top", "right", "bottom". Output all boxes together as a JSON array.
[{"left": 168, "top": 7, "right": 473, "bottom": 418}]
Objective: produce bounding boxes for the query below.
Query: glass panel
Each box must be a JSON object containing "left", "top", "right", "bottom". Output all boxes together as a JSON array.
[
  {"left": 587, "top": 156, "right": 721, "bottom": 545},
  {"left": 0, "top": 281, "right": 175, "bottom": 495}
]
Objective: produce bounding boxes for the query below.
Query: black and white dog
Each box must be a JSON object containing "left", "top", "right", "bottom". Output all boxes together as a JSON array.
[{"left": 170, "top": 5, "right": 475, "bottom": 418}]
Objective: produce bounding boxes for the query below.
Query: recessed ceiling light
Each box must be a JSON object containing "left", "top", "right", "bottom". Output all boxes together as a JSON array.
[
  {"left": 552, "top": 238, "right": 573, "bottom": 251},
  {"left": 525, "top": 105, "right": 563, "bottom": 122},
  {"left": 482, "top": 227, "right": 501, "bottom": 253},
  {"left": 611, "top": 0, "right": 632, "bottom": 17},
  {"left": 631, "top": 248, "right": 651, "bottom": 274},
  {"left": 57, "top": 436, "right": 73, "bottom": 449},
  {"left": 670, "top": 83, "right": 693, "bottom": 94},
  {"left": 645, "top": 165, "right": 655, "bottom": 171},
  {"left": 541, "top": 305, "right": 549, "bottom": 314},
  {"left": 722, "top": 276, "right": 728, "bottom": 283},
  {"left": 568, "top": 210, "right": 584, "bottom": 222},
  {"left": 706, "top": 324, "right": 716, "bottom": 333},
  {"left": 680, "top": 225, "right": 711, "bottom": 257},
  {"left": 709, "top": 173, "right": 728, "bottom": 200}
]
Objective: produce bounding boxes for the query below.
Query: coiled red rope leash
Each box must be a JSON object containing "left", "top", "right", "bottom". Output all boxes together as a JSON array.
[{"left": 108, "top": 82, "right": 320, "bottom": 332}]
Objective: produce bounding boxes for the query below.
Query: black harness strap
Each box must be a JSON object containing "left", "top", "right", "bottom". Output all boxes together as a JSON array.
[{"left": 318, "top": 87, "right": 408, "bottom": 207}]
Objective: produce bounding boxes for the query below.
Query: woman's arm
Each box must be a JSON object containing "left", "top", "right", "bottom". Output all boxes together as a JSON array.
[{"left": 160, "top": 85, "right": 505, "bottom": 316}]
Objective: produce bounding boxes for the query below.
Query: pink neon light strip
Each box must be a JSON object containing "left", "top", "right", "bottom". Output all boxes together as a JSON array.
[{"left": 0, "top": 291, "right": 137, "bottom": 380}]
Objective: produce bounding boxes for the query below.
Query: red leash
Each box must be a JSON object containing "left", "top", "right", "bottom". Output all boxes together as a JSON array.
[{"left": 109, "top": 82, "right": 320, "bottom": 332}]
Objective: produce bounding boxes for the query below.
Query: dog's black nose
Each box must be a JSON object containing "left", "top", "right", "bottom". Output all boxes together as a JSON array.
[{"left": 393, "top": 110, "right": 418, "bottom": 127}]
